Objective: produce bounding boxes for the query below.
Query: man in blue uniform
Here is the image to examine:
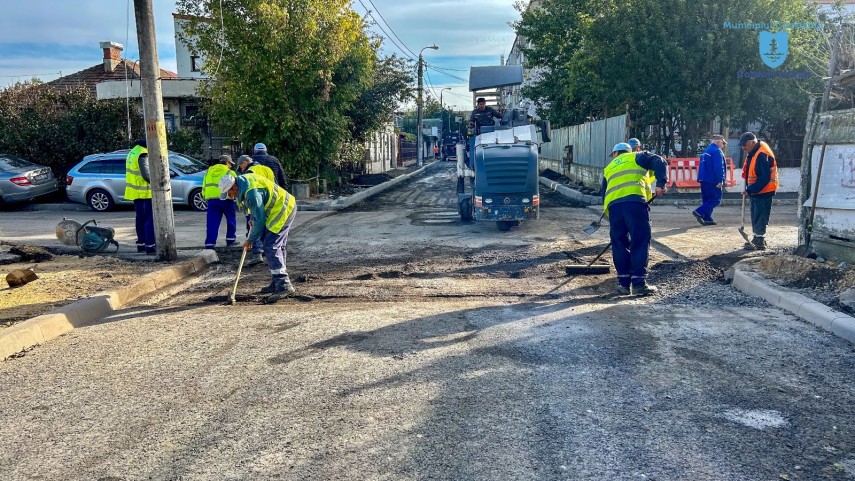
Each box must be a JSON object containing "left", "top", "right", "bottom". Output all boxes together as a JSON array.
[{"left": 693, "top": 135, "right": 727, "bottom": 225}]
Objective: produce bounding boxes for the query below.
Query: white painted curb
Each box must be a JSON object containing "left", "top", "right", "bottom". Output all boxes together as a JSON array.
[
  {"left": 729, "top": 260, "right": 855, "bottom": 344},
  {"left": 539, "top": 177, "right": 603, "bottom": 206},
  {"left": 299, "top": 163, "right": 434, "bottom": 211},
  {"left": 0, "top": 250, "right": 219, "bottom": 360}
]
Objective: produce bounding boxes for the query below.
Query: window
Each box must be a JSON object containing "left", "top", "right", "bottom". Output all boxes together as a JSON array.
[
  {"left": 78, "top": 160, "right": 106, "bottom": 174},
  {"left": 103, "top": 159, "right": 126, "bottom": 174},
  {"left": 191, "top": 56, "right": 203, "bottom": 72}
]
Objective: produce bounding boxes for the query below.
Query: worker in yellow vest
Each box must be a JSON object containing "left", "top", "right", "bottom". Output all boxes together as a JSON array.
[
  {"left": 202, "top": 155, "right": 237, "bottom": 249},
  {"left": 236, "top": 154, "right": 276, "bottom": 265},
  {"left": 601, "top": 142, "right": 668, "bottom": 296},
  {"left": 218, "top": 172, "right": 298, "bottom": 303},
  {"left": 739, "top": 132, "right": 779, "bottom": 251},
  {"left": 124, "top": 138, "right": 154, "bottom": 254}
]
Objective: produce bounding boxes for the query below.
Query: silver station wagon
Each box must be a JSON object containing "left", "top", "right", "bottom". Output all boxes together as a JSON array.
[
  {"left": 0, "top": 154, "right": 59, "bottom": 207},
  {"left": 66, "top": 150, "right": 209, "bottom": 212}
]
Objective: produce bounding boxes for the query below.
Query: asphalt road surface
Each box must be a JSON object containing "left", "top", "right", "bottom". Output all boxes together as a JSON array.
[{"left": 2, "top": 162, "right": 853, "bottom": 481}]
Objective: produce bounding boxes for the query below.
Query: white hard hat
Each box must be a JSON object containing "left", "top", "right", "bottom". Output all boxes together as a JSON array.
[{"left": 218, "top": 174, "right": 236, "bottom": 200}]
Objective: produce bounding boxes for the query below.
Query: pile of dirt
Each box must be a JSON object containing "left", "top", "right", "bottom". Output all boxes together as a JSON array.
[
  {"left": 754, "top": 255, "right": 855, "bottom": 315},
  {"left": 0, "top": 252, "right": 163, "bottom": 328}
]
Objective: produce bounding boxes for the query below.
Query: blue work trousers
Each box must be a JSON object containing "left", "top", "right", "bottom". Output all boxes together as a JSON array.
[
  {"left": 133, "top": 199, "right": 155, "bottom": 253},
  {"left": 205, "top": 199, "right": 237, "bottom": 249},
  {"left": 263, "top": 209, "right": 296, "bottom": 288},
  {"left": 695, "top": 182, "right": 722, "bottom": 222},
  {"left": 609, "top": 201, "right": 652, "bottom": 287}
]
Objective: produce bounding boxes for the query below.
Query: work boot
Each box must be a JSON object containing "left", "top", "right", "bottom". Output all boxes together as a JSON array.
[
  {"left": 615, "top": 285, "right": 631, "bottom": 295},
  {"left": 265, "top": 276, "right": 296, "bottom": 304},
  {"left": 245, "top": 253, "right": 264, "bottom": 267},
  {"left": 703, "top": 218, "right": 717, "bottom": 225},
  {"left": 752, "top": 236, "right": 767, "bottom": 251},
  {"left": 632, "top": 283, "right": 659, "bottom": 296},
  {"left": 692, "top": 210, "right": 706, "bottom": 226},
  {"left": 259, "top": 281, "right": 276, "bottom": 294}
]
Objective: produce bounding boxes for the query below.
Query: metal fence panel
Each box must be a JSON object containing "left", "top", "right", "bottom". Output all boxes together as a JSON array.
[{"left": 540, "top": 114, "right": 627, "bottom": 168}]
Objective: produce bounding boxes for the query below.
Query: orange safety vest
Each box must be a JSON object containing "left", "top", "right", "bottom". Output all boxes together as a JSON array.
[{"left": 743, "top": 141, "right": 778, "bottom": 194}]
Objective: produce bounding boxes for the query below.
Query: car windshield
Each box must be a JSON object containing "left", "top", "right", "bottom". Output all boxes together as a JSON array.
[
  {"left": 0, "top": 155, "right": 34, "bottom": 171},
  {"left": 168, "top": 153, "right": 207, "bottom": 174}
]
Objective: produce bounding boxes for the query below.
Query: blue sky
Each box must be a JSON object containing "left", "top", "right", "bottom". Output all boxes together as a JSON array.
[{"left": 0, "top": 0, "right": 520, "bottom": 110}]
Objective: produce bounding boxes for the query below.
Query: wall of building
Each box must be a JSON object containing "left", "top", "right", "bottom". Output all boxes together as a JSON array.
[
  {"left": 173, "top": 17, "right": 205, "bottom": 78},
  {"left": 364, "top": 123, "right": 397, "bottom": 174}
]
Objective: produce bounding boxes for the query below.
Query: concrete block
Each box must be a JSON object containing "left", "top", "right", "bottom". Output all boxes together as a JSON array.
[
  {"left": 197, "top": 249, "right": 219, "bottom": 265},
  {"left": 32, "top": 313, "right": 74, "bottom": 340},
  {"left": 830, "top": 316, "right": 855, "bottom": 344},
  {"left": 774, "top": 292, "right": 811, "bottom": 316},
  {"left": 0, "top": 334, "right": 25, "bottom": 359},
  {"left": 292, "top": 183, "right": 311, "bottom": 200},
  {"left": 62, "top": 293, "right": 120, "bottom": 326},
  {"left": 796, "top": 302, "right": 840, "bottom": 330}
]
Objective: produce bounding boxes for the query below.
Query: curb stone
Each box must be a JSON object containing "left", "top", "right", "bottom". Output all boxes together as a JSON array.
[
  {"left": 728, "top": 259, "right": 855, "bottom": 344},
  {"left": 539, "top": 177, "right": 602, "bottom": 206},
  {"left": 0, "top": 250, "right": 218, "bottom": 360},
  {"left": 299, "top": 163, "right": 434, "bottom": 211}
]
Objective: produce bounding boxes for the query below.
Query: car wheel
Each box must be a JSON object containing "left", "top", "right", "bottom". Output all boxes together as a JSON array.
[
  {"left": 87, "top": 188, "right": 115, "bottom": 212},
  {"left": 190, "top": 189, "right": 207, "bottom": 211}
]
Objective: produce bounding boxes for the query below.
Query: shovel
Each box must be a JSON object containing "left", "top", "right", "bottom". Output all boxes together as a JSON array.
[
  {"left": 583, "top": 211, "right": 607, "bottom": 235},
  {"left": 795, "top": 141, "right": 827, "bottom": 257},
  {"left": 738, "top": 189, "right": 751, "bottom": 244},
  {"left": 228, "top": 247, "right": 249, "bottom": 305}
]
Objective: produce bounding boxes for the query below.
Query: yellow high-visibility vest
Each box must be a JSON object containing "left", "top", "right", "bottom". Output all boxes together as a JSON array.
[
  {"left": 241, "top": 173, "right": 295, "bottom": 234},
  {"left": 124, "top": 145, "right": 151, "bottom": 200},
  {"left": 247, "top": 164, "right": 275, "bottom": 183},
  {"left": 203, "top": 164, "right": 235, "bottom": 200},
  {"left": 603, "top": 152, "right": 652, "bottom": 216}
]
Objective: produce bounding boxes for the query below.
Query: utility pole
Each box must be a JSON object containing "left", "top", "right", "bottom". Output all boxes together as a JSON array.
[
  {"left": 417, "top": 45, "right": 438, "bottom": 167},
  {"left": 134, "top": 0, "right": 177, "bottom": 260},
  {"left": 820, "top": 30, "right": 842, "bottom": 114}
]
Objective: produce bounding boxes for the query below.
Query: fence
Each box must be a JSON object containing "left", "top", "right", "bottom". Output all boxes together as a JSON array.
[
  {"left": 397, "top": 139, "right": 417, "bottom": 166},
  {"left": 539, "top": 114, "right": 628, "bottom": 188}
]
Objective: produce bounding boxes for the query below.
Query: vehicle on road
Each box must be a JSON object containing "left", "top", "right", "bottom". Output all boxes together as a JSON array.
[
  {"left": 443, "top": 132, "right": 461, "bottom": 162},
  {"left": 0, "top": 154, "right": 59, "bottom": 208},
  {"left": 457, "top": 65, "right": 551, "bottom": 231},
  {"left": 66, "top": 150, "right": 209, "bottom": 212}
]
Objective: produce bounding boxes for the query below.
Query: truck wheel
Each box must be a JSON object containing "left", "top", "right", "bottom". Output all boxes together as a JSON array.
[
  {"left": 497, "top": 221, "right": 512, "bottom": 232},
  {"left": 459, "top": 196, "right": 473, "bottom": 221}
]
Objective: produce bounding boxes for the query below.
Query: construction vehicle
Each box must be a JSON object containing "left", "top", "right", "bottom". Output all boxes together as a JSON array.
[{"left": 456, "top": 65, "right": 551, "bottom": 231}]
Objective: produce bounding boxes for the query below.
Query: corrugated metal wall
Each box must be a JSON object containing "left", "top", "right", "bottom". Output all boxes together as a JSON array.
[{"left": 540, "top": 114, "right": 627, "bottom": 167}]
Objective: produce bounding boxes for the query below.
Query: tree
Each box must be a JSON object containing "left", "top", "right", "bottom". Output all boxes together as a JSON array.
[
  {"left": 176, "top": 0, "right": 413, "bottom": 179},
  {"left": 516, "top": 0, "right": 825, "bottom": 157},
  {"left": 0, "top": 81, "right": 141, "bottom": 182}
]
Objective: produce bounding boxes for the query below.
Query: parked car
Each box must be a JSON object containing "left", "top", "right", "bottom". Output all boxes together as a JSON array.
[
  {"left": 0, "top": 154, "right": 59, "bottom": 207},
  {"left": 66, "top": 150, "right": 209, "bottom": 212}
]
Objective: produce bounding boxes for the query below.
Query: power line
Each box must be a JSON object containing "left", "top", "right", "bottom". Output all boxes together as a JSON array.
[
  {"left": 428, "top": 64, "right": 469, "bottom": 72},
  {"left": 365, "top": 0, "right": 417, "bottom": 58},
  {"left": 0, "top": 71, "right": 61, "bottom": 78},
  {"left": 355, "top": 0, "right": 415, "bottom": 61},
  {"left": 426, "top": 64, "right": 467, "bottom": 82}
]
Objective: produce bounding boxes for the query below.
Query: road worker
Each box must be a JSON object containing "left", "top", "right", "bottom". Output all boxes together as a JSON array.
[
  {"left": 124, "top": 138, "right": 154, "bottom": 254},
  {"left": 202, "top": 155, "right": 237, "bottom": 249},
  {"left": 601, "top": 142, "right": 668, "bottom": 296},
  {"left": 236, "top": 154, "right": 275, "bottom": 264},
  {"left": 251, "top": 143, "right": 289, "bottom": 188},
  {"left": 218, "top": 172, "right": 297, "bottom": 303},
  {"left": 693, "top": 135, "right": 727, "bottom": 226},
  {"left": 739, "top": 132, "right": 778, "bottom": 250}
]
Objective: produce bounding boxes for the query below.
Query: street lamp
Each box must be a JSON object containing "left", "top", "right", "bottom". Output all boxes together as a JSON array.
[{"left": 417, "top": 44, "right": 438, "bottom": 167}]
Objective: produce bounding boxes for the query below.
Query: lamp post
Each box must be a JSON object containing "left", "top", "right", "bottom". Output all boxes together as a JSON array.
[
  {"left": 440, "top": 87, "right": 451, "bottom": 137},
  {"left": 439, "top": 87, "right": 451, "bottom": 159},
  {"left": 417, "top": 44, "right": 438, "bottom": 167}
]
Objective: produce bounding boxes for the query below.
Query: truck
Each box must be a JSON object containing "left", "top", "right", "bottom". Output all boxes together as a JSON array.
[{"left": 456, "top": 65, "right": 551, "bottom": 231}]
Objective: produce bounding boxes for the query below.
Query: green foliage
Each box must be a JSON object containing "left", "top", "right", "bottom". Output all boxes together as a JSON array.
[
  {"left": 0, "top": 81, "right": 141, "bottom": 180},
  {"left": 516, "top": 0, "right": 825, "bottom": 156},
  {"left": 176, "top": 0, "right": 412, "bottom": 178},
  {"left": 166, "top": 128, "right": 204, "bottom": 159}
]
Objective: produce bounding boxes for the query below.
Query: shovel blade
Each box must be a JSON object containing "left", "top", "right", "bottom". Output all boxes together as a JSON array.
[
  {"left": 737, "top": 226, "right": 751, "bottom": 243},
  {"left": 583, "top": 222, "right": 600, "bottom": 235}
]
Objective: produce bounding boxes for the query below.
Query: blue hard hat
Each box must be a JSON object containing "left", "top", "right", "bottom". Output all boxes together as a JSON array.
[
  {"left": 253, "top": 143, "right": 267, "bottom": 152},
  {"left": 627, "top": 138, "right": 641, "bottom": 149},
  {"left": 612, "top": 142, "right": 632, "bottom": 153}
]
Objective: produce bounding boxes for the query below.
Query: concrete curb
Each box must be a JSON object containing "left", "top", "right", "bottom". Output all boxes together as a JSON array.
[
  {"left": 539, "top": 177, "right": 603, "bottom": 206},
  {"left": 0, "top": 250, "right": 219, "bottom": 360},
  {"left": 298, "top": 163, "right": 434, "bottom": 211},
  {"left": 729, "top": 260, "right": 855, "bottom": 344}
]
